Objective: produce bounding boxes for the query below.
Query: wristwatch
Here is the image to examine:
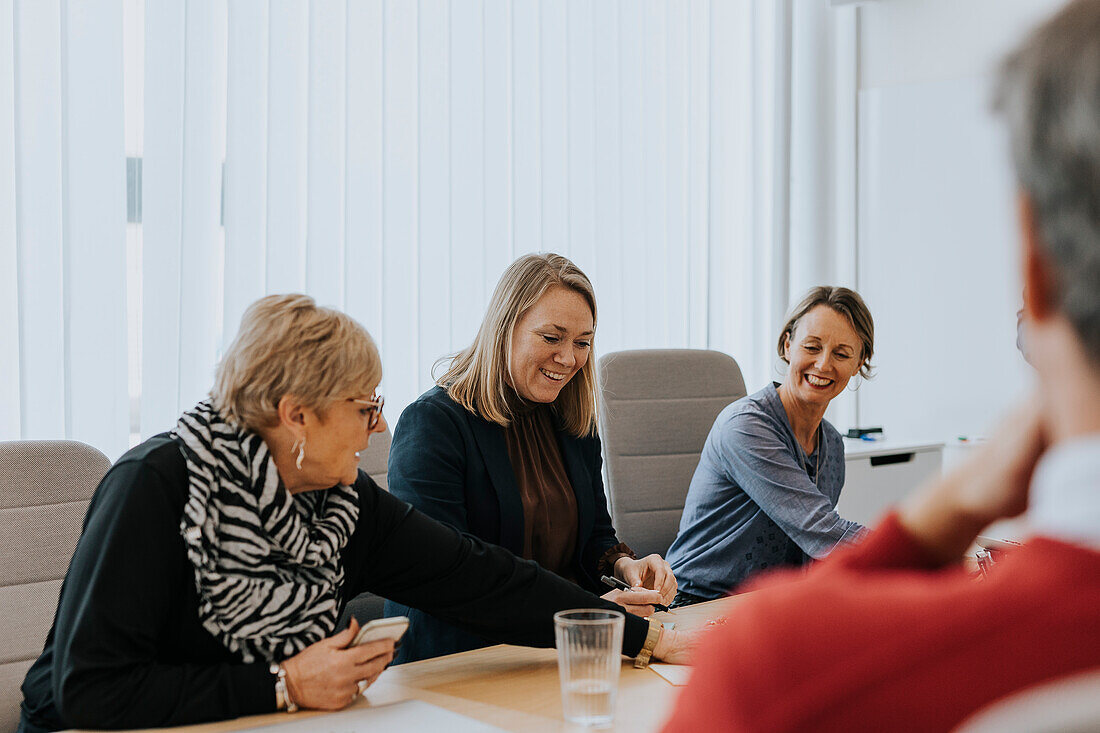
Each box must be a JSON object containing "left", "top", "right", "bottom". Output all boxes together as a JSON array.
[
  {"left": 269, "top": 662, "right": 298, "bottom": 713},
  {"left": 634, "top": 616, "right": 663, "bottom": 669}
]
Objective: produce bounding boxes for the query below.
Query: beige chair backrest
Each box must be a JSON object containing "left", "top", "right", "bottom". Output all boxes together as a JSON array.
[
  {"left": 956, "top": 668, "right": 1100, "bottom": 733},
  {"left": 598, "top": 349, "right": 747, "bottom": 558},
  {"left": 358, "top": 426, "right": 391, "bottom": 490},
  {"left": 0, "top": 440, "right": 110, "bottom": 733}
]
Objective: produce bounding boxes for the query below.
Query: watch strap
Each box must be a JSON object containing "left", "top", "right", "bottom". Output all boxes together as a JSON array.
[{"left": 633, "top": 616, "right": 663, "bottom": 669}]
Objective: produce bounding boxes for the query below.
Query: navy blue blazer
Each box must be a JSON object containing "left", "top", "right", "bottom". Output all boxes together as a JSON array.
[{"left": 384, "top": 386, "right": 622, "bottom": 663}]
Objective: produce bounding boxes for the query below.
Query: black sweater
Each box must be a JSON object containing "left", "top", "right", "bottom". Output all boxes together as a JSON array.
[{"left": 19, "top": 435, "right": 646, "bottom": 731}]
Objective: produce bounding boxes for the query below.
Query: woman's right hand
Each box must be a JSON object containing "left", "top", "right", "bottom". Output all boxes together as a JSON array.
[
  {"left": 601, "top": 587, "right": 666, "bottom": 618},
  {"left": 282, "top": 618, "right": 396, "bottom": 710}
]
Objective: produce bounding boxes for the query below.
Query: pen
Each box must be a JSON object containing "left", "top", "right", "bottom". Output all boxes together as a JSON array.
[{"left": 600, "top": 574, "right": 673, "bottom": 614}]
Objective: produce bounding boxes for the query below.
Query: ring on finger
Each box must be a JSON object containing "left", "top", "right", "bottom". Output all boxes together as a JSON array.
[{"left": 357, "top": 679, "right": 368, "bottom": 694}]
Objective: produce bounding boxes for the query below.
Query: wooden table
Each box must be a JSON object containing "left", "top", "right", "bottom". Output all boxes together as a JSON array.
[{"left": 75, "top": 597, "right": 737, "bottom": 733}]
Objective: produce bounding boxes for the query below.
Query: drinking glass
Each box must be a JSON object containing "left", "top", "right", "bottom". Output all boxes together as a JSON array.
[{"left": 553, "top": 609, "right": 625, "bottom": 727}]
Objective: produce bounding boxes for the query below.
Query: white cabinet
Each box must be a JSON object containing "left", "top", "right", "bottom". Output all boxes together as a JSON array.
[{"left": 838, "top": 439, "right": 944, "bottom": 526}]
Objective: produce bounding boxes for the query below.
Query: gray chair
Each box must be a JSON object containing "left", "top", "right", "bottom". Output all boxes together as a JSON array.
[
  {"left": 0, "top": 440, "right": 111, "bottom": 733},
  {"left": 598, "top": 349, "right": 747, "bottom": 558},
  {"left": 956, "top": 668, "right": 1100, "bottom": 733},
  {"left": 339, "top": 427, "right": 393, "bottom": 628},
  {"left": 358, "top": 426, "right": 391, "bottom": 490}
]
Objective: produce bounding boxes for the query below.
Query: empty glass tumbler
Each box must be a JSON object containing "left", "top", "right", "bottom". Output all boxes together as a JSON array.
[{"left": 553, "top": 609, "right": 625, "bottom": 727}]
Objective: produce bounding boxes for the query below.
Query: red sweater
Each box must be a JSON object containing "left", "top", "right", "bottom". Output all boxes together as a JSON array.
[{"left": 662, "top": 513, "right": 1100, "bottom": 733}]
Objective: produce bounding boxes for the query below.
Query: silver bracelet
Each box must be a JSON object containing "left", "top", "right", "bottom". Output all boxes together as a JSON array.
[{"left": 269, "top": 662, "right": 298, "bottom": 713}]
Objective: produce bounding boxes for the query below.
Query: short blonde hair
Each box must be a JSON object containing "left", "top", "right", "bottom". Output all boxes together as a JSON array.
[
  {"left": 211, "top": 294, "right": 382, "bottom": 431},
  {"left": 439, "top": 253, "right": 599, "bottom": 437},
  {"left": 777, "top": 286, "right": 875, "bottom": 378}
]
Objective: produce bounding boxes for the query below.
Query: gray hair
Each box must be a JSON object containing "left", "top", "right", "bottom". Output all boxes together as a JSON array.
[{"left": 995, "top": 0, "right": 1100, "bottom": 364}]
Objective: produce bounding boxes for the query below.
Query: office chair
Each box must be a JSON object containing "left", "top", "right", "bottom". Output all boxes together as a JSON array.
[
  {"left": 0, "top": 440, "right": 111, "bottom": 733},
  {"left": 956, "top": 668, "right": 1100, "bottom": 733},
  {"left": 598, "top": 349, "right": 747, "bottom": 558}
]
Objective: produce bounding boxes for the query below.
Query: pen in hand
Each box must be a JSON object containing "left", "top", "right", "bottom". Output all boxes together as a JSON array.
[{"left": 600, "top": 574, "right": 673, "bottom": 614}]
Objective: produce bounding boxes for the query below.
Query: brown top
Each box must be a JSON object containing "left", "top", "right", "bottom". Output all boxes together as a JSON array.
[{"left": 503, "top": 406, "right": 580, "bottom": 582}]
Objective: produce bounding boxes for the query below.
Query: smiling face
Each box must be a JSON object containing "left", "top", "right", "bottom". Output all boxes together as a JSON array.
[
  {"left": 508, "top": 286, "right": 594, "bottom": 404},
  {"left": 298, "top": 388, "right": 388, "bottom": 489},
  {"left": 781, "top": 305, "right": 864, "bottom": 409}
]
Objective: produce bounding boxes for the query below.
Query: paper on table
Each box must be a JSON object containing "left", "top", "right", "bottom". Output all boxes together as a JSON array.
[
  {"left": 649, "top": 663, "right": 693, "bottom": 686},
  {"left": 245, "top": 700, "right": 507, "bottom": 731}
]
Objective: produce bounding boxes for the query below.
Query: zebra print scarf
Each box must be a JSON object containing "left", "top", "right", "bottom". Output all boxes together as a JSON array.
[{"left": 171, "top": 400, "right": 360, "bottom": 663}]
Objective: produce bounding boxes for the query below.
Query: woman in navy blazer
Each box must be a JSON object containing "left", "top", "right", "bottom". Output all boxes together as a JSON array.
[{"left": 385, "top": 253, "right": 677, "bottom": 663}]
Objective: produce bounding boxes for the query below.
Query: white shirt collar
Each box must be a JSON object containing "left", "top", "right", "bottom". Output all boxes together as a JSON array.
[{"left": 1028, "top": 434, "right": 1100, "bottom": 551}]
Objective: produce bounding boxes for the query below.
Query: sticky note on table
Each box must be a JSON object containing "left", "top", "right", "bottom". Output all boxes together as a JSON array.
[{"left": 649, "top": 663, "right": 693, "bottom": 686}]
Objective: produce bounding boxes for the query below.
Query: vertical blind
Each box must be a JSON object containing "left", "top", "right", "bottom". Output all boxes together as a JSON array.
[
  {"left": 1, "top": 0, "right": 129, "bottom": 460},
  {"left": 1, "top": 0, "right": 854, "bottom": 461}
]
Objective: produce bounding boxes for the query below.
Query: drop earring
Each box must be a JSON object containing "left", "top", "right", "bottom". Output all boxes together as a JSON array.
[{"left": 294, "top": 437, "right": 306, "bottom": 470}]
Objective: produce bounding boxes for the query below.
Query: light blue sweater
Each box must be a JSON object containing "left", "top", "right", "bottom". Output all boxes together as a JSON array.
[{"left": 666, "top": 383, "right": 865, "bottom": 599}]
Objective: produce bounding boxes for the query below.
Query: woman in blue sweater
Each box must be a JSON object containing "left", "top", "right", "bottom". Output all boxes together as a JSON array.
[{"left": 666, "top": 287, "right": 873, "bottom": 605}]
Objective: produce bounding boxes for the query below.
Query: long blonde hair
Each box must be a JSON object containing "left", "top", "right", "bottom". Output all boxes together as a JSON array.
[{"left": 438, "top": 253, "right": 599, "bottom": 437}]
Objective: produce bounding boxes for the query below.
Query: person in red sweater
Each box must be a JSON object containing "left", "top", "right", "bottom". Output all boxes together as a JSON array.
[{"left": 662, "top": 1, "right": 1100, "bottom": 731}]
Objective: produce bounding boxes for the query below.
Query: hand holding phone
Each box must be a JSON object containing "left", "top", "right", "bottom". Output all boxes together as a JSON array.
[{"left": 352, "top": 616, "right": 409, "bottom": 647}]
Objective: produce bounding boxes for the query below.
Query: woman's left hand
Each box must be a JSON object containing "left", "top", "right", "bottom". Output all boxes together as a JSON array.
[
  {"left": 652, "top": 628, "right": 698, "bottom": 665},
  {"left": 614, "top": 554, "right": 677, "bottom": 605}
]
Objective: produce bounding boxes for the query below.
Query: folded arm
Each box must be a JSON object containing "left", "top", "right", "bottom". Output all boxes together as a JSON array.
[{"left": 718, "top": 414, "right": 865, "bottom": 558}]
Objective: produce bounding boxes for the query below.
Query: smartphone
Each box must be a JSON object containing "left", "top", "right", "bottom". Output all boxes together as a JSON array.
[{"left": 352, "top": 616, "right": 409, "bottom": 647}]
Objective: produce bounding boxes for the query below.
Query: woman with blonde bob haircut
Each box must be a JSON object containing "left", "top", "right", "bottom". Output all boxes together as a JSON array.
[
  {"left": 386, "top": 253, "right": 678, "bottom": 664},
  {"left": 19, "top": 293, "right": 691, "bottom": 733},
  {"left": 211, "top": 293, "right": 382, "bottom": 432}
]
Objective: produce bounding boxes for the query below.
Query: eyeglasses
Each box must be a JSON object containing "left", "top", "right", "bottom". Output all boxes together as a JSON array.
[{"left": 349, "top": 395, "right": 385, "bottom": 431}]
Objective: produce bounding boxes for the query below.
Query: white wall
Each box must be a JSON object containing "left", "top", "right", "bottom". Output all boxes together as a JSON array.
[
  {"left": 860, "top": 0, "right": 1062, "bottom": 88},
  {"left": 852, "top": 0, "right": 1063, "bottom": 442}
]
